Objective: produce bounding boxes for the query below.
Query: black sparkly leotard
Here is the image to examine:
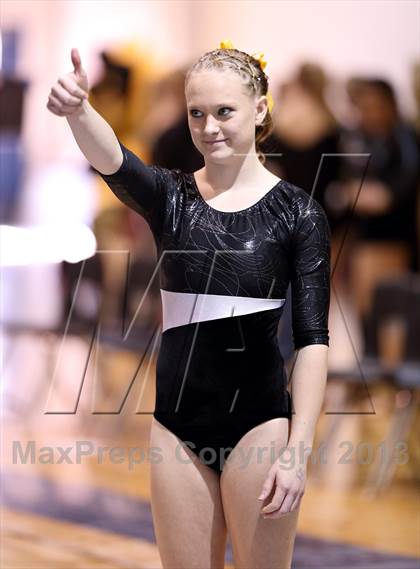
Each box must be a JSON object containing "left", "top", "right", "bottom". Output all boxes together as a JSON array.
[{"left": 94, "top": 139, "right": 331, "bottom": 474}]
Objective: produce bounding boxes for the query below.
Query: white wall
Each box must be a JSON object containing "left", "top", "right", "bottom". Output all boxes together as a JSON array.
[
  {"left": 2, "top": 0, "right": 419, "bottom": 165},
  {"left": 188, "top": 0, "right": 419, "bottom": 115}
]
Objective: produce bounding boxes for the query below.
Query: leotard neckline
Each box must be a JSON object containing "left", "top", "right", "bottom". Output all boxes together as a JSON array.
[{"left": 189, "top": 172, "right": 284, "bottom": 215}]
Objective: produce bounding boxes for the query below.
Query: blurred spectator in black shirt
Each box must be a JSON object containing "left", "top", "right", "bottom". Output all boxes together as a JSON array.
[
  {"left": 332, "top": 78, "right": 419, "bottom": 272},
  {"left": 151, "top": 112, "right": 203, "bottom": 173},
  {"left": 260, "top": 62, "right": 341, "bottom": 231}
]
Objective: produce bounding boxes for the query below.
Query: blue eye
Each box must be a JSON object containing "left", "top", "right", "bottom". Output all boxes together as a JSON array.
[{"left": 189, "top": 107, "right": 233, "bottom": 118}]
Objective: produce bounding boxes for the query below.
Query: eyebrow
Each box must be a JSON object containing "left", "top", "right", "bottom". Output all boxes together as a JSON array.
[{"left": 187, "top": 103, "right": 236, "bottom": 109}]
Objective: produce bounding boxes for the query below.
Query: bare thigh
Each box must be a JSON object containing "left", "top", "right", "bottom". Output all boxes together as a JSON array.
[
  {"left": 149, "top": 418, "right": 227, "bottom": 569},
  {"left": 220, "top": 418, "right": 300, "bottom": 569}
]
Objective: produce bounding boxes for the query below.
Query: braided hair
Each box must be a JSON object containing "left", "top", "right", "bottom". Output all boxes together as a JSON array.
[{"left": 185, "top": 48, "right": 273, "bottom": 164}]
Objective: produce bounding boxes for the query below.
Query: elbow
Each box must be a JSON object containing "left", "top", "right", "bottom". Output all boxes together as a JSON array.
[
  {"left": 293, "top": 334, "right": 330, "bottom": 352},
  {"left": 92, "top": 145, "right": 124, "bottom": 176}
]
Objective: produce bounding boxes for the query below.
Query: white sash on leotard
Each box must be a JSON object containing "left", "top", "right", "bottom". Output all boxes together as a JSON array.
[{"left": 160, "top": 289, "right": 285, "bottom": 332}]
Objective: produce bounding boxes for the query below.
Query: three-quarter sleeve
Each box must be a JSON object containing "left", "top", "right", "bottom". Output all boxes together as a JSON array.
[
  {"left": 290, "top": 193, "right": 331, "bottom": 350},
  {"left": 91, "top": 139, "right": 168, "bottom": 242}
]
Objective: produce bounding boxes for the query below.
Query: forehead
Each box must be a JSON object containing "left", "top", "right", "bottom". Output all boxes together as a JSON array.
[{"left": 185, "top": 69, "right": 249, "bottom": 104}]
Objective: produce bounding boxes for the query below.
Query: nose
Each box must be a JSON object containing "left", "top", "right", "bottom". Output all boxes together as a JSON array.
[{"left": 203, "top": 114, "right": 221, "bottom": 136}]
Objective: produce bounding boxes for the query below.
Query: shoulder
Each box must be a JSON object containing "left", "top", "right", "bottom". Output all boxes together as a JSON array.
[
  {"left": 278, "top": 180, "right": 330, "bottom": 239},
  {"left": 147, "top": 165, "right": 195, "bottom": 206},
  {"left": 279, "top": 179, "right": 327, "bottom": 218},
  {"left": 110, "top": 140, "right": 192, "bottom": 189},
  {"left": 147, "top": 164, "right": 189, "bottom": 187}
]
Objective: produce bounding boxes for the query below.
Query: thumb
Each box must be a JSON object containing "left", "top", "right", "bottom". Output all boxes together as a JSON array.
[
  {"left": 71, "top": 47, "right": 83, "bottom": 75},
  {"left": 258, "top": 469, "right": 276, "bottom": 500}
]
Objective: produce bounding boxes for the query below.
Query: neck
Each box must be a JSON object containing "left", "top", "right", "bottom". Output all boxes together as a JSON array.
[{"left": 201, "top": 145, "right": 268, "bottom": 192}]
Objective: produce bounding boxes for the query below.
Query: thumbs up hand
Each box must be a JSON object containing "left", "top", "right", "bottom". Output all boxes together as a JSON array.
[{"left": 47, "top": 48, "right": 89, "bottom": 117}]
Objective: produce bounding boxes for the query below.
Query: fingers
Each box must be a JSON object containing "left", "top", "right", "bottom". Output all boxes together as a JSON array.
[
  {"left": 56, "top": 76, "right": 87, "bottom": 103},
  {"left": 49, "top": 85, "right": 79, "bottom": 107},
  {"left": 257, "top": 468, "right": 276, "bottom": 501},
  {"left": 261, "top": 480, "right": 286, "bottom": 516},
  {"left": 46, "top": 92, "right": 82, "bottom": 116},
  {"left": 290, "top": 492, "right": 304, "bottom": 512},
  {"left": 262, "top": 492, "right": 293, "bottom": 519},
  {"left": 71, "top": 47, "right": 82, "bottom": 74},
  {"left": 46, "top": 99, "right": 67, "bottom": 117},
  {"left": 261, "top": 482, "right": 304, "bottom": 519},
  {"left": 263, "top": 491, "right": 303, "bottom": 519},
  {"left": 46, "top": 97, "right": 80, "bottom": 116}
]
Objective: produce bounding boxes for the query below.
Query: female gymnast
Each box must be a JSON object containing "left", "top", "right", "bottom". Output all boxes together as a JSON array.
[{"left": 47, "top": 40, "right": 331, "bottom": 569}]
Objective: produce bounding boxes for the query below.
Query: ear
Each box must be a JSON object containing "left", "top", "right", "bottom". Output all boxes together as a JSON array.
[{"left": 255, "top": 94, "right": 268, "bottom": 126}]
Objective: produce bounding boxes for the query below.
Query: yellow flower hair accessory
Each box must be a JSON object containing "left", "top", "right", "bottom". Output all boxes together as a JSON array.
[
  {"left": 219, "top": 39, "right": 235, "bottom": 49},
  {"left": 218, "top": 39, "right": 274, "bottom": 114},
  {"left": 251, "top": 51, "right": 267, "bottom": 71}
]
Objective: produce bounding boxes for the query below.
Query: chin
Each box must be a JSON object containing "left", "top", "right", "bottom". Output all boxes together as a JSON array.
[
  {"left": 206, "top": 152, "right": 233, "bottom": 164},
  {"left": 203, "top": 144, "right": 233, "bottom": 157}
]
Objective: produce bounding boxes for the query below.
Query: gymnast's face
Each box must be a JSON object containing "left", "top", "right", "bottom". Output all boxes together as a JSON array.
[{"left": 185, "top": 69, "right": 264, "bottom": 163}]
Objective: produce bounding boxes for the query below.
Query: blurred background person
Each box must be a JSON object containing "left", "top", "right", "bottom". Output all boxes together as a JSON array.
[
  {"left": 260, "top": 62, "right": 341, "bottom": 231},
  {"left": 331, "top": 78, "right": 419, "bottom": 336}
]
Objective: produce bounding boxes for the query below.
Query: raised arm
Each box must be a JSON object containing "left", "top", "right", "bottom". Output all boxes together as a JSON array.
[
  {"left": 47, "top": 48, "right": 170, "bottom": 241},
  {"left": 66, "top": 100, "right": 123, "bottom": 175},
  {"left": 47, "top": 47, "right": 123, "bottom": 173}
]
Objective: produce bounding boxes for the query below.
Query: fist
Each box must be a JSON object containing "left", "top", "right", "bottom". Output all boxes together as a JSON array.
[{"left": 47, "top": 48, "right": 89, "bottom": 117}]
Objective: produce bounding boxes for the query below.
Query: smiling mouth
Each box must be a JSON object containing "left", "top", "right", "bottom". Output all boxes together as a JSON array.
[{"left": 204, "top": 139, "right": 228, "bottom": 144}]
